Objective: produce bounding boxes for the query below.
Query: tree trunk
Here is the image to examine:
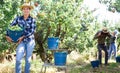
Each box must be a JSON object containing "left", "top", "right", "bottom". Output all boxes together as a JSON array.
[
  {"left": 35, "top": 31, "right": 46, "bottom": 62},
  {"left": 37, "top": 43, "right": 46, "bottom": 62},
  {"left": 0, "top": 54, "right": 5, "bottom": 63},
  {"left": 55, "top": 23, "right": 61, "bottom": 37},
  {"left": 35, "top": 26, "right": 51, "bottom": 62}
]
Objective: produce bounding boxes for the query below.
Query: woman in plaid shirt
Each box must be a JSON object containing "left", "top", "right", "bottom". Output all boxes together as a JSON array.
[{"left": 6, "top": 3, "right": 36, "bottom": 73}]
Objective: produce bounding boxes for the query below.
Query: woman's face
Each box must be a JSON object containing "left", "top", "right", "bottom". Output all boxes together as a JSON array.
[{"left": 22, "top": 7, "right": 30, "bottom": 15}]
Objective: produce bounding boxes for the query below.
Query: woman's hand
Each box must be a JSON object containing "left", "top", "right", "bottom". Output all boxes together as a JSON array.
[
  {"left": 6, "top": 36, "right": 13, "bottom": 43},
  {"left": 17, "top": 36, "right": 25, "bottom": 44}
]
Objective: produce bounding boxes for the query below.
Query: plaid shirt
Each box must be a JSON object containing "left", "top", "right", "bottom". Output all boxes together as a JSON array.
[{"left": 7, "top": 16, "right": 36, "bottom": 42}]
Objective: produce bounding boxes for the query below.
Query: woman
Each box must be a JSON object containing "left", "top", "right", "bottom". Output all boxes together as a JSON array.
[
  {"left": 6, "top": 3, "right": 36, "bottom": 73},
  {"left": 108, "top": 30, "right": 119, "bottom": 60}
]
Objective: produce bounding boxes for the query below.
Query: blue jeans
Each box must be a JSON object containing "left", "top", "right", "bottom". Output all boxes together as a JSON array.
[
  {"left": 108, "top": 43, "right": 117, "bottom": 59},
  {"left": 15, "top": 39, "right": 35, "bottom": 73}
]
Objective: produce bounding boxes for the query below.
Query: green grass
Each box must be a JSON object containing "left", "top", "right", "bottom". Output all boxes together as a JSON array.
[
  {"left": 21, "top": 59, "right": 43, "bottom": 73},
  {"left": 0, "top": 53, "right": 120, "bottom": 73},
  {"left": 0, "top": 61, "right": 120, "bottom": 73},
  {"left": 0, "top": 59, "right": 42, "bottom": 73},
  {"left": 70, "top": 62, "right": 120, "bottom": 73}
]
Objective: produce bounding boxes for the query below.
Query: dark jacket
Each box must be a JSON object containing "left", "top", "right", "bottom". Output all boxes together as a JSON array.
[
  {"left": 94, "top": 31, "right": 111, "bottom": 44},
  {"left": 110, "top": 36, "right": 116, "bottom": 43}
]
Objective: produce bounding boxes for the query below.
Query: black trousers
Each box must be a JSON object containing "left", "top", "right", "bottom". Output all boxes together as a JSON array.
[{"left": 97, "top": 44, "right": 108, "bottom": 65}]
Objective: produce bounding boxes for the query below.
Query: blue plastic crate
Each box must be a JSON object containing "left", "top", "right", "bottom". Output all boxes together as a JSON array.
[
  {"left": 116, "top": 56, "right": 120, "bottom": 63},
  {"left": 7, "top": 29, "right": 24, "bottom": 43},
  {"left": 91, "top": 60, "right": 99, "bottom": 68}
]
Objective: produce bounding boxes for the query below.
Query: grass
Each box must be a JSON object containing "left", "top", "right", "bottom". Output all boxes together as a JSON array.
[
  {"left": 0, "top": 59, "right": 42, "bottom": 73},
  {"left": 22, "top": 59, "right": 43, "bottom": 73},
  {"left": 0, "top": 51, "right": 120, "bottom": 73},
  {"left": 70, "top": 61, "right": 120, "bottom": 73}
]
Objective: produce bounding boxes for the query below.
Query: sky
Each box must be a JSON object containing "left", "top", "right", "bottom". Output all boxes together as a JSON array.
[{"left": 83, "top": 0, "right": 120, "bottom": 26}]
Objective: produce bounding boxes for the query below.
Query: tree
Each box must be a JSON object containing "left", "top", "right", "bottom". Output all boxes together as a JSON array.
[
  {"left": 1, "top": 0, "right": 114, "bottom": 63},
  {"left": 0, "top": 0, "right": 22, "bottom": 62},
  {"left": 33, "top": 0, "right": 85, "bottom": 61},
  {"left": 113, "top": 0, "right": 120, "bottom": 12},
  {"left": 33, "top": 0, "right": 102, "bottom": 61}
]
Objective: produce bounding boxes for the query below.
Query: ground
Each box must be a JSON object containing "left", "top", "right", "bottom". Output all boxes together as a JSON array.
[{"left": 0, "top": 51, "right": 120, "bottom": 73}]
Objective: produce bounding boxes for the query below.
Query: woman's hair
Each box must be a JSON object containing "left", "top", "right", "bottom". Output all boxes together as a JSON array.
[{"left": 114, "top": 30, "right": 119, "bottom": 36}]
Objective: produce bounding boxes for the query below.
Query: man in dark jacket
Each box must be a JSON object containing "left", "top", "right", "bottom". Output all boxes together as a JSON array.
[{"left": 94, "top": 27, "right": 111, "bottom": 66}]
